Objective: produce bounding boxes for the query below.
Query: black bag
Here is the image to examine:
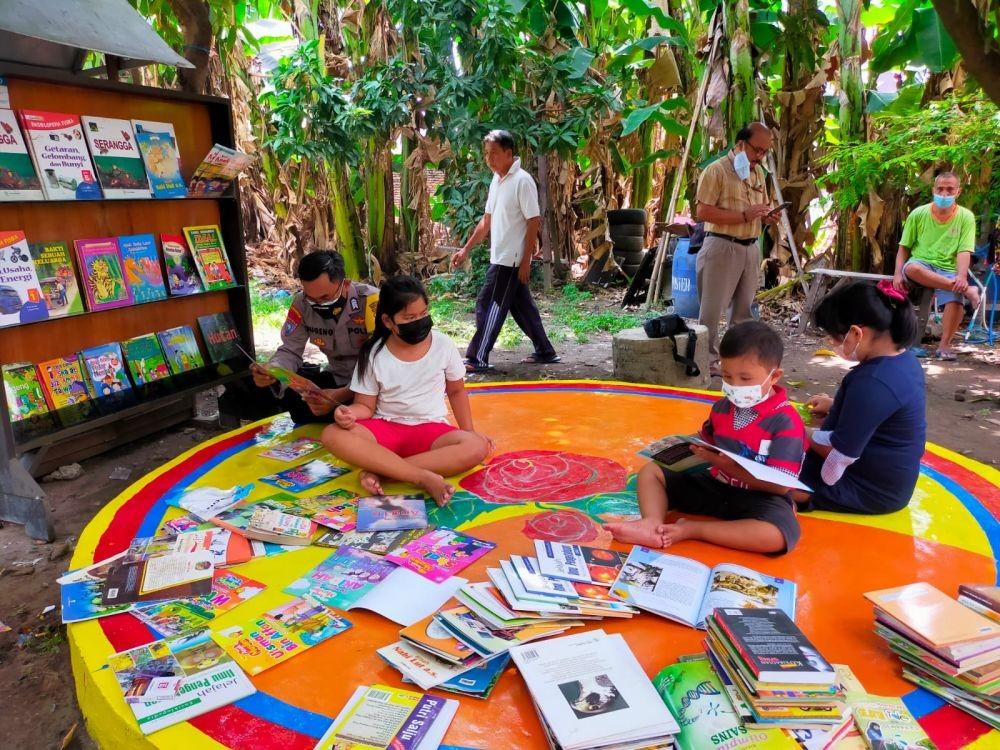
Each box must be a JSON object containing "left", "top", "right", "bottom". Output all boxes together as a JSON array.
[
  {"left": 643, "top": 314, "right": 700, "bottom": 377},
  {"left": 687, "top": 222, "right": 706, "bottom": 254}
]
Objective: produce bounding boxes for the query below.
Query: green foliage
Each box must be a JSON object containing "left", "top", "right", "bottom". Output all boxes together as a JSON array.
[
  {"left": 870, "top": 2, "right": 958, "bottom": 74},
  {"left": 250, "top": 279, "right": 290, "bottom": 332},
  {"left": 551, "top": 285, "right": 643, "bottom": 343}
]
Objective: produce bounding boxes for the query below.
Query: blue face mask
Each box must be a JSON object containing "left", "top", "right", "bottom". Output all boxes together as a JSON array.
[
  {"left": 933, "top": 194, "right": 956, "bottom": 209},
  {"left": 733, "top": 150, "right": 751, "bottom": 181}
]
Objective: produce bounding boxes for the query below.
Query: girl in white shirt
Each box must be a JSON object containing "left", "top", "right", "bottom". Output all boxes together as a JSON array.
[{"left": 322, "top": 276, "right": 490, "bottom": 506}]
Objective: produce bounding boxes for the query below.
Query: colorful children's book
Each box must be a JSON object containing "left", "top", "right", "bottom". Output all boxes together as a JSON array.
[
  {"left": 315, "top": 527, "right": 428, "bottom": 556},
  {"left": 246, "top": 507, "right": 314, "bottom": 545},
  {"left": 121, "top": 333, "right": 171, "bottom": 386},
  {"left": 60, "top": 577, "right": 133, "bottom": 623},
  {"left": 118, "top": 233, "right": 168, "bottom": 303},
  {"left": 259, "top": 437, "right": 323, "bottom": 463},
  {"left": 356, "top": 494, "right": 429, "bottom": 532},
  {"left": 156, "top": 325, "right": 205, "bottom": 374},
  {"left": 182, "top": 225, "right": 236, "bottom": 290},
  {"left": 74, "top": 237, "right": 133, "bottom": 311},
  {"left": 386, "top": 527, "right": 496, "bottom": 583},
  {"left": 132, "top": 120, "right": 186, "bottom": 198},
  {"left": 188, "top": 144, "right": 253, "bottom": 197},
  {"left": 18, "top": 109, "right": 102, "bottom": 199},
  {"left": 196, "top": 311, "right": 243, "bottom": 364},
  {"left": 212, "top": 597, "right": 352, "bottom": 675},
  {"left": 852, "top": 695, "right": 936, "bottom": 750},
  {"left": 309, "top": 495, "right": 359, "bottom": 532},
  {"left": 0, "top": 230, "right": 49, "bottom": 326},
  {"left": 37, "top": 354, "right": 94, "bottom": 426},
  {"left": 29, "top": 240, "right": 84, "bottom": 317},
  {"left": 101, "top": 551, "right": 215, "bottom": 605},
  {"left": 0, "top": 108, "right": 44, "bottom": 200},
  {"left": 3, "top": 363, "right": 56, "bottom": 439},
  {"left": 80, "top": 115, "right": 150, "bottom": 199},
  {"left": 209, "top": 493, "right": 308, "bottom": 538},
  {"left": 160, "top": 233, "right": 203, "bottom": 295},
  {"left": 79, "top": 342, "right": 134, "bottom": 410},
  {"left": 109, "top": 628, "right": 256, "bottom": 734},
  {"left": 260, "top": 458, "right": 349, "bottom": 493},
  {"left": 285, "top": 546, "right": 397, "bottom": 610},
  {"left": 400, "top": 611, "right": 480, "bottom": 666},
  {"left": 423, "top": 652, "right": 510, "bottom": 699}
]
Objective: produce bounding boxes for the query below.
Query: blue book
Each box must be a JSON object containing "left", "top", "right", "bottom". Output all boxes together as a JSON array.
[
  {"left": 79, "top": 342, "right": 135, "bottom": 412},
  {"left": 118, "top": 234, "right": 168, "bottom": 303},
  {"left": 434, "top": 654, "right": 510, "bottom": 699},
  {"left": 134, "top": 131, "right": 186, "bottom": 198},
  {"left": 260, "top": 459, "right": 349, "bottom": 493},
  {"left": 60, "top": 578, "right": 132, "bottom": 623},
  {"left": 356, "top": 494, "right": 428, "bottom": 532}
]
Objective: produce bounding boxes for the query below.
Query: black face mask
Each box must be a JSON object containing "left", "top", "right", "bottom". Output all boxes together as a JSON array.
[
  {"left": 396, "top": 315, "right": 433, "bottom": 344},
  {"left": 310, "top": 297, "right": 345, "bottom": 320}
]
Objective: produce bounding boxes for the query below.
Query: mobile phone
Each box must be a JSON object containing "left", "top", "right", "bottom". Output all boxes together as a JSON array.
[{"left": 767, "top": 201, "right": 793, "bottom": 217}]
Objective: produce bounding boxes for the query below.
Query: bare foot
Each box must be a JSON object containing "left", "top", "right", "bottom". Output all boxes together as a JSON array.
[
  {"left": 656, "top": 518, "right": 696, "bottom": 548},
  {"left": 358, "top": 470, "right": 384, "bottom": 495},
  {"left": 603, "top": 517, "right": 665, "bottom": 548},
  {"left": 418, "top": 470, "right": 455, "bottom": 507}
]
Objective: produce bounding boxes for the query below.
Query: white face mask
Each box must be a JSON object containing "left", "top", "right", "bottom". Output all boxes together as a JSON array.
[
  {"left": 733, "top": 149, "right": 752, "bottom": 181},
  {"left": 722, "top": 369, "right": 774, "bottom": 409},
  {"left": 833, "top": 328, "right": 862, "bottom": 362}
]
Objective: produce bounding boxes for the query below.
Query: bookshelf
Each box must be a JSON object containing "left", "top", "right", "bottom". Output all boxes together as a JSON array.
[{"left": 0, "top": 62, "right": 256, "bottom": 540}]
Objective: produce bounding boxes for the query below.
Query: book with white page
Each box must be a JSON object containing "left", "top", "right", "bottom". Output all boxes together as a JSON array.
[
  {"left": 535, "top": 540, "right": 592, "bottom": 583},
  {"left": 488, "top": 566, "right": 585, "bottom": 616},
  {"left": 336, "top": 567, "right": 467, "bottom": 627},
  {"left": 511, "top": 555, "right": 578, "bottom": 598},
  {"left": 377, "top": 639, "right": 484, "bottom": 690},
  {"left": 609, "top": 546, "right": 796, "bottom": 629}
]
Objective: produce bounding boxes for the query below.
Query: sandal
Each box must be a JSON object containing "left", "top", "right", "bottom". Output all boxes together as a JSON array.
[
  {"left": 934, "top": 349, "right": 958, "bottom": 362},
  {"left": 465, "top": 360, "right": 494, "bottom": 374},
  {"left": 520, "top": 354, "right": 562, "bottom": 364}
]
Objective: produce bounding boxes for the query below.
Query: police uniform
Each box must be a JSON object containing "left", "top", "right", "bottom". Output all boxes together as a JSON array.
[{"left": 267, "top": 282, "right": 379, "bottom": 422}]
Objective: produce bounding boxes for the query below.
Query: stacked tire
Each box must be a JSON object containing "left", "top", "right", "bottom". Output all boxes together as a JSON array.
[{"left": 608, "top": 208, "right": 647, "bottom": 278}]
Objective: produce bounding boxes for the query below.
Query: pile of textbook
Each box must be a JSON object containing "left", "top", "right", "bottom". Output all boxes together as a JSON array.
[
  {"left": 865, "top": 582, "right": 1000, "bottom": 730},
  {"left": 510, "top": 630, "right": 680, "bottom": 750}
]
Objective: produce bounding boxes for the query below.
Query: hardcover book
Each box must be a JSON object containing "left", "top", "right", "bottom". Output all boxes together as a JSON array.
[
  {"left": 0, "top": 230, "right": 49, "bottom": 326},
  {"left": 80, "top": 116, "right": 150, "bottom": 199},
  {"left": 188, "top": 144, "right": 253, "bottom": 197},
  {"left": 118, "top": 233, "right": 168, "bottom": 303},
  {"left": 18, "top": 109, "right": 102, "bottom": 199},
  {"left": 197, "top": 311, "right": 243, "bottom": 363},
  {"left": 132, "top": 119, "right": 186, "bottom": 198},
  {"left": 160, "top": 233, "right": 203, "bottom": 295},
  {"left": 79, "top": 342, "right": 134, "bottom": 410},
  {"left": 122, "top": 333, "right": 171, "bottom": 385},
  {"left": 74, "top": 237, "right": 133, "bottom": 311},
  {"left": 3, "top": 363, "right": 56, "bottom": 439},
  {"left": 156, "top": 325, "right": 205, "bottom": 374},
  {"left": 29, "top": 239, "right": 84, "bottom": 317},
  {"left": 182, "top": 225, "right": 235, "bottom": 290},
  {"left": 0, "top": 108, "right": 43, "bottom": 200},
  {"left": 37, "top": 354, "right": 94, "bottom": 426}
]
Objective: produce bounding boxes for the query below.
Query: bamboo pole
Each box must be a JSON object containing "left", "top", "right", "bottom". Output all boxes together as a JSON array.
[{"left": 765, "top": 153, "right": 810, "bottom": 297}]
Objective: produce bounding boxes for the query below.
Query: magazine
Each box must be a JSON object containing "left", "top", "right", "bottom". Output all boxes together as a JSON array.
[
  {"left": 0, "top": 230, "right": 49, "bottom": 326},
  {"left": 0, "top": 108, "right": 43, "bottom": 200},
  {"left": 19, "top": 109, "right": 102, "bottom": 199},
  {"left": 356, "top": 494, "right": 429, "bottom": 532},
  {"left": 80, "top": 115, "right": 150, "bottom": 199},
  {"left": 118, "top": 233, "right": 168, "bottom": 303},
  {"left": 74, "top": 237, "right": 133, "bottom": 311},
  {"left": 28, "top": 240, "right": 84, "bottom": 317},
  {"left": 212, "top": 597, "right": 352, "bottom": 675},
  {"left": 315, "top": 527, "right": 429, "bottom": 555},
  {"left": 101, "top": 550, "right": 215, "bottom": 605},
  {"left": 609, "top": 547, "right": 796, "bottom": 628},
  {"left": 182, "top": 225, "right": 235, "bottom": 290},
  {"left": 260, "top": 458, "right": 349, "bottom": 492},
  {"left": 160, "top": 233, "right": 203, "bottom": 295},
  {"left": 386, "top": 527, "right": 496, "bottom": 583},
  {"left": 259, "top": 437, "right": 323, "bottom": 463},
  {"left": 188, "top": 143, "right": 253, "bottom": 197}
]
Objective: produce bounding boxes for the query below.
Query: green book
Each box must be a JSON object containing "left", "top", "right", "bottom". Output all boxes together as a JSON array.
[
  {"left": 29, "top": 240, "right": 85, "bottom": 317},
  {"left": 122, "top": 333, "right": 171, "bottom": 386},
  {"left": 2, "top": 362, "right": 56, "bottom": 439}
]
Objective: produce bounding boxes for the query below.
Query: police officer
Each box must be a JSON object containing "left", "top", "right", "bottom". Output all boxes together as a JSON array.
[{"left": 252, "top": 250, "right": 378, "bottom": 423}]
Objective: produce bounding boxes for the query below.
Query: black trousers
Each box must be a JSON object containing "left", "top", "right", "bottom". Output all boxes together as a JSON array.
[
  {"left": 466, "top": 263, "right": 556, "bottom": 366},
  {"left": 274, "top": 364, "right": 342, "bottom": 424}
]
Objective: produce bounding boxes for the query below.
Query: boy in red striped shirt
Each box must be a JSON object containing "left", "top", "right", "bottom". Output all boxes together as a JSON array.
[{"left": 607, "top": 321, "right": 806, "bottom": 554}]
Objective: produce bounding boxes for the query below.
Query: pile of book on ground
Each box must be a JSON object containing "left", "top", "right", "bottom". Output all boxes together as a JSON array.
[{"left": 865, "top": 581, "right": 1000, "bottom": 730}]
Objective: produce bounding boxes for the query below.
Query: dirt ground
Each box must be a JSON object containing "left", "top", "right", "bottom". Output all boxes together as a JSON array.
[{"left": 2, "top": 291, "right": 998, "bottom": 750}]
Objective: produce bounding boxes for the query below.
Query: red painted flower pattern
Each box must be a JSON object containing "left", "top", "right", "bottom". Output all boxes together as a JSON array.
[
  {"left": 522, "top": 510, "right": 601, "bottom": 544},
  {"left": 459, "top": 450, "right": 626, "bottom": 505}
]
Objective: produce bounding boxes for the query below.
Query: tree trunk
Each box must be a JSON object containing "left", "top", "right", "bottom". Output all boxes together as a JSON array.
[
  {"left": 329, "top": 163, "right": 368, "bottom": 280},
  {"left": 930, "top": 0, "right": 1000, "bottom": 107},
  {"left": 835, "top": 0, "right": 865, "bottom": 270},
  {"left": 167, "top": 0, "right": 212, "bottom": 93}
]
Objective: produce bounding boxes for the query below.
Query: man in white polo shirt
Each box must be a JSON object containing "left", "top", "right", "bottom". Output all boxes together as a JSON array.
[{"left": 451, "top": 129, "right": 559, "bottom": 372}]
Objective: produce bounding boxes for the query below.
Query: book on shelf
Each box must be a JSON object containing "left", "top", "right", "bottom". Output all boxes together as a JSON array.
[
  {"left": 188, "top": 143, "right": 253, "bottom": 197},
  {"left": 0, "top": 108, "right": 43, "bottom": 201},
  {"left": 609, "top": 547, "right": 796, "bottom": 628},
  {"left": 356, "top": 494, "right": 429, "bottom": 532},
  {"left": 182, "top": 225, "right": 236, "bottom": 290},
  {"left": 156, "top": 325, "right": 205, "bottom": 375},
  {"left": 100, "top": 550, "right": 215, "bottom": 606},
  {"left": 18, "top": 109, "right": 102, "bottom": 200},
  {"left": 80, "top": 115, "right": 151, "bottom": 199},
  {"left": 3, "top": 363, "right": 56, "bottom": 439},
  {"left": 386, "top": 526, "right": 496, "bottom": 583},
  {"left": 259, "top": 458, "right": 349, "bottom": 492},
  {"left": 37, "top": 354, "right": 95, "bottom": 426},
  {"left": 160, "top": 233, "right": 203, "bottom": 295},
  {"left": 79, "top": 342, "right": 135, "bottom": 411},
  {"left": 118, "top": 233, "right": 168, "bottom": 303},
  {"left": 122, "top": 333, "right": 172, "bottom": 386},
  {"left": 212, "top": 596, "right": 352, "bottom": 675},
  {"left": 197, "top": 311, "right": 243, "bottom": 364},
  {"left": 0, "top": 230, "right": 49, "bottom": 326},
  {"left": 107, "top": 628, "right": 255, "bottom": 734},
  {"left": 132, "top": 119, "right": 186, "bottom": 198},
  {"left": 74, "top": 237, "right": 133, "bottom": 311},
  {"left": 28, "top": 239, "right": 84, "bottom": 316}
]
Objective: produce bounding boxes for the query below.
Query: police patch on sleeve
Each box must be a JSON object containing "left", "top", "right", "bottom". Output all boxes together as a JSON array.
[
  {"left": 365, "top": 293, "right": 379, "bottom": 334},
  {"left": 283, "top": 305, "right": 302, "bottom": 336}
]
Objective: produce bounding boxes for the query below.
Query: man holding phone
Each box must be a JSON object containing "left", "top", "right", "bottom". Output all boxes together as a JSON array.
[{"left": 694, "top": 122, "right": 780, "bottom": 376}]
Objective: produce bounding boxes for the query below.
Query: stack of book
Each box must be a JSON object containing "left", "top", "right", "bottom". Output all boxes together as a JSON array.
[
  {"left": 703, "top": 608, "right": 846, "bottom": 732},
  {"left": 865, "top": 582, "right": 1000, "bottom": 730},
  {"left": 510, "top": 630, "right": 680, "bottom": 750}
]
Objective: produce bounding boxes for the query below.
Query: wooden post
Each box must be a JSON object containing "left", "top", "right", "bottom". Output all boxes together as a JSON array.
[
  {"left": 537, "top": 154, "right": 554, "bottom": 292},
  {"left": 765, "top": 154, "right": 810, "bottom": 297}
]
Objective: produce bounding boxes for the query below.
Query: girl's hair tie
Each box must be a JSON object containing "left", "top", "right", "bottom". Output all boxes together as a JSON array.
[{"left": 876, "top": 279, "right": 907, "bottom": 305}]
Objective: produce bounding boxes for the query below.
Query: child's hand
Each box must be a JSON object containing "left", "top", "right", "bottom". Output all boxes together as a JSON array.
[
  {"left": 806, "top": 393, "right": 834, "bottom": 418},
  {"left": 334, "top": 405, "right": 356, "bottom": 429},
  {"left": 690, "top": 444, "right": 728, "bottom": 468}
]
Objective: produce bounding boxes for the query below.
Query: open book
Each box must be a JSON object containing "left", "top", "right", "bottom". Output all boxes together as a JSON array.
[{"left": 610, "top": 547, "right": 796, "bottom": 628}]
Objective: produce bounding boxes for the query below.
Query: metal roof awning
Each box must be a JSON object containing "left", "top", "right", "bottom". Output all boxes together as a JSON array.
[{"left": 0, "top": 0, "right": 194, "bottom": 70}]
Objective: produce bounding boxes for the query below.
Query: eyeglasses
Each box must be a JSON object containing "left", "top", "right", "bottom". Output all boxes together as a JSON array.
[{"left": 744, "top": 142, "right": 770, "bottom": 158}]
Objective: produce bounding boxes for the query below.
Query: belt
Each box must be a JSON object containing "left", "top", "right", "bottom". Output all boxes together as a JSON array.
[{"left": 706, "top": 232, "right": 757, "bottom": 246}]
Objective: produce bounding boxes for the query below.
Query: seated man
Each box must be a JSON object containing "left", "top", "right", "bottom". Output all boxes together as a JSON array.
[
  {"left": 252, "top": 250, "right": 378, "bottom": 423},
  {"left": 892, "top": 172, "right": 979, "bottom": 361}
]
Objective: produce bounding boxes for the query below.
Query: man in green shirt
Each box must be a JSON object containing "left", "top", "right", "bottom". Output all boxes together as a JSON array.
[{"left": 893, "top": 172, "right": 979, "bottom": 361}]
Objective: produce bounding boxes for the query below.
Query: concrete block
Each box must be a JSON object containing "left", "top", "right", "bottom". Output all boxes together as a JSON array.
[{"left": 612, "top": 325, "right": 711, "bottom": 388}]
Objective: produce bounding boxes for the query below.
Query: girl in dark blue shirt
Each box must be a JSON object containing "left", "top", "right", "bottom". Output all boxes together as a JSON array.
[{"left": 797, "top": 281, "right": 927, "bottom": 514}]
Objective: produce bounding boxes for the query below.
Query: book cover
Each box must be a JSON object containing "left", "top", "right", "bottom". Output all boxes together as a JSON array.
[
  {"left": 852, "top": 695, "right": 936, "bottom": 750},
  {"left": 0, "top": 108, "right": 43, "bottom": 200},
  {"left": 101, "top": 551, "right": 215, "bottom": 605},
  {"left": 156, "top": 325, "right": 205, "bottom": 374},
  {"left": 356, "top": 494, "right": 429, "bottom": 532},
  {"left": 188, "top": 143, "right": 253, "bottom": 197},
  {"left": 212, "top": 597, "right": 351, "bottom": 676},
  {"left": 3, "top": 363, "right": 56, "bottom": 439},
  {"left": 864, "top": 582, "right": 1000, "bottom": 648},
  {"left": 247, "top": 507, "right": 313, "bottom": 542},
  {"left": 160, "top": 233, "right": 203, "bottom": 295},
  {"left": 314, "top": 527, "right": 427, "bottom": 556},
  {"left": 209, "top": 493, "right": 304, "bottom": 536},
  {"left": 259, "top": 458, "right": 349, "bottom": 493},
  {"left": 18, "top": 109, "right": 102, "bottom": 199},
  {"left": 534, "top": 540, "right": 592, "bottom": 584},
  {"left": 182, "top": 225, "right": 236, "bottom": 290},
  {"left": 197, "top": 311, "right": 243, "bottom": 363},
  {"left": 37, "top": 354, "right": 94, "bottom": 426},
  {"left": 400, "top": 611, "right": 479, "bottom": 665},
  {"left": 259, "top": 437, "right": 323, "bottom": 463},
  {"left": 28, "top": 240, "right": 84, "bottom": 316},
  {"left": 316, "top": 685, "right": 456, "bottom": 750},
  {"left": 121, "top": 333, "right": 171, "bottom": 386},
  {"left": 79, "top": 342, "right": 134, "bottom": 410},
  {"left": 386, "top": 527, "right": 496, "bottom": 583},
  {"left": 429, "top": 653, "right": 510, "bottom": 699},
  {"left": 118, "top": 233, "right": 168, "bottom": 303},
  {"left": 74, "top": 237, "right": 133, "bottom": 311},
  {"left": 108, "top": 628, "right": 256, "bottom": 734},
  {"left": 60, "top": 577, "right": 133, "bottom": 623},
  {"left": 285, "top": 546, "right": 396, "bottom": 609},
  {"left": 80, "top": 116, "right": 150, "bottom": 199},
  {"left": 133, "top": 125, "right": 186, "bottom": 198},
  {"left": 0, "top": 230, "right": 49, "bottom": 326}
]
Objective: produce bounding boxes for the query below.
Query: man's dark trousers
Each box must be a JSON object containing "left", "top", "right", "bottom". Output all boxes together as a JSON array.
[
  {"left": 466, "top": 263, "right": 556, "bottom": 367},
  {"left": 276, "top": 364, "right": 340, "bottom": 424}
]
